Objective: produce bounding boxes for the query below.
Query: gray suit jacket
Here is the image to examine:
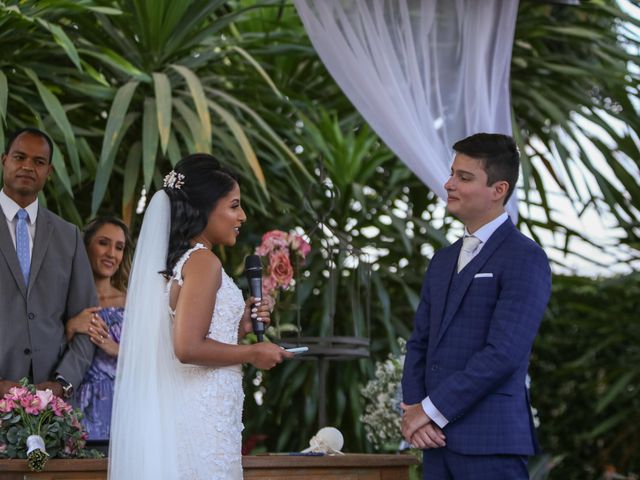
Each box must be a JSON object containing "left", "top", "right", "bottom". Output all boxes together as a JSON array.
[{"left": 0, "top": 204, "right": 97, "bottom": 388}]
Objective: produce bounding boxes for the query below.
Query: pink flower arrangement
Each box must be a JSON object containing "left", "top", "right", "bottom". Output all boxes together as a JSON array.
[
  {"left": 0, "top": 378, "right": 101, "bottom": 471},
  {"left": 255, "top": 230, "right": 311, "bottom": 298}
]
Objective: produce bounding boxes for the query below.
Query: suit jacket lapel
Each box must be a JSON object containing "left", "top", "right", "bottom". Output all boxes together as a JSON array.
[
  {"left": 434, "top": 220, "right": 515, "bottom": 348},
  {"left": 0, "top": 207, "right": 27, "bottom": 298},
  {"left": 29, "top": 207, "right": 53, "bottom": 293},
  {"left": 430, "top": 243, "right": 459, "bottom": 345}
]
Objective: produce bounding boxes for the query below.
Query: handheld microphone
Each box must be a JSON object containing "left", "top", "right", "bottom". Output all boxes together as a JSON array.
[{"left": 244, "top": 255, "right": 264, "bottom": 342}]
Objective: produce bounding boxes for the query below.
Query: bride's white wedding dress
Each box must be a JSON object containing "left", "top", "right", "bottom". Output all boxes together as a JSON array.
[
  {"left": 108, "top": 192, "right": 246, "bottom": 480},
  {"left": 168, "top": 244, "right": 245, "bottom": 479}
]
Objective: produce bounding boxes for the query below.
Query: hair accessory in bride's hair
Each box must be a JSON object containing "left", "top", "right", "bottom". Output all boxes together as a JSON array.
[{"left": 163, "top": 170, "right": 185, "bottom": 190}]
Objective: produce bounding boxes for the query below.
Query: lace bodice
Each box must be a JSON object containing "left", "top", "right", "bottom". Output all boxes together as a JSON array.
[
  {"left": 166, "top": 243, "right": 246, "bottom": 479},
  {"left": 168, "top": 243, "right": 245, "bottom": 344}
]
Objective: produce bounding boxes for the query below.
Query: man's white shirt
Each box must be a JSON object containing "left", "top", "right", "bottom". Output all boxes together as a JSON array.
[{"left": 0, "top": 189, "right": 38, "bottom": 258}]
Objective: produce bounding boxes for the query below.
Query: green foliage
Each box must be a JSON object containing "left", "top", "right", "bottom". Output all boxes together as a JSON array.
[
  {"left": 241, "top": 110, "right": 450, "bottom": 453},
  {"left": 0, "top": 378, "right": 102, "bottom": 462},
  {"left": 512, "top": 2, "right": 640, "bottom": 260},
  {"left": 0, "top": 0, "right": 310, "bottom": 225},
  {"left": 1, "top": 0, "right": 639, "bottom": 469},
  {"left": 530, "top": 273, "right": 640, "bottom": 479}
]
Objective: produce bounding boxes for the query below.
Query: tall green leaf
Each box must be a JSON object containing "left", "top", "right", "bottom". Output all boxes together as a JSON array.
[
  {"left": 0, "top": 70, "right": 8, "bottom": 123},
  {"left": 23, "top": 68, "right": 80, "bottom": 178},
  {"left": 152, "top": 72, "right": 172, "bottom": 153},
  {"left": 208, "top": 99, "right": 266, "bottom": 193},
  {"left": 142, "top": 97, "right": 159, "bottom": 189},
  {"left": 93, "top": 80, "right": 139, "bottom": 214},
  {"left": 171, "top": 64, "right": 211, "bottom": 153}
]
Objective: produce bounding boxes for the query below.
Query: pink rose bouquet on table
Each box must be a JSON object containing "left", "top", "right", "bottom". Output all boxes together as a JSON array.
[
  {"left": 0, "top": 378, "right": 101, "bottom": 471},
  {"left": 255, "top": 230, "right": 311, "bottom": 298}
]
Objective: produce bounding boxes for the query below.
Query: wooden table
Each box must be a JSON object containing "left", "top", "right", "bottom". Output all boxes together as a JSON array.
[
  {"left": 0, "top": 454, "right": 418, "bottom": 479},
  {"left": 0, "top": 458, "right": 106, "bottom": 479},
  {"left": 245, "top": 454, "right": 418, "bottom": 479}
]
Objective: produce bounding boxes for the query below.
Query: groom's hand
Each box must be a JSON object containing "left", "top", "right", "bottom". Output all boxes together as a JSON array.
[
  {"left": 400, "top": 402, "right": 431, "bottom": 443},
  {"left": 410, "top": 423, "right": 446, "bottom": 449}
]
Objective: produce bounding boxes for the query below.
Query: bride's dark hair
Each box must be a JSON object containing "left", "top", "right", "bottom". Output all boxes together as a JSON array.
[{"left": 160, "top": 153, "right": 239, "bottom": 277}]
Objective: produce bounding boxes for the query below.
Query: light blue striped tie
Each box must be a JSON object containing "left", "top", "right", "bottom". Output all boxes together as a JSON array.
[{"left": 16, "top": 209, "right": 31, "bottom": 286}]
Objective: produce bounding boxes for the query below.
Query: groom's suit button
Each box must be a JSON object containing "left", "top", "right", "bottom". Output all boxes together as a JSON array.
[
  {"left": 24, "top": 348, "right": 31, "bottom": 355},
  {"left": 431, "top": 364, "right": 439, "bottom": 371},
  {"left": 28, "top": 312, "right": 35, "bottom": 320}
]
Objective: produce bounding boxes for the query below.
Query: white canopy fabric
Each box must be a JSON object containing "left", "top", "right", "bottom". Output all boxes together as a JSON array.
[{"left": 294, "top": 0, "right": 520, "bottom": 219}]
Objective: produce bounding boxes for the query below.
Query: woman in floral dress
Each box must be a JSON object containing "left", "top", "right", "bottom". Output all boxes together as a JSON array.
[{"left": 66, "top": 217, "right": 131, "bottom": 441}]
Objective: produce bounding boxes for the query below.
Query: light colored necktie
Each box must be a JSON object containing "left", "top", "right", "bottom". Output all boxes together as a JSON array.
[
  {"left": 457, "top": 235, "right": 481, "bottom": 273},
  {"left": 15, "top": 209, "right": 31, "bottom": 286}
]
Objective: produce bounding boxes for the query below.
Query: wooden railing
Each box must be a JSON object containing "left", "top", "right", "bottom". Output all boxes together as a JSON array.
[{"left": 0, "top": 453, "right": 419, "bottom": 479}]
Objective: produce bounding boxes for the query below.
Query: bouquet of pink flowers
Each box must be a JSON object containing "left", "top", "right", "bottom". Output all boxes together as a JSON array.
[
  {"left": 255, "top": 230, "right": 311, "bottom": 298},
  {"left": 0, "top": 378, "right": 101, "bottom": 471}
]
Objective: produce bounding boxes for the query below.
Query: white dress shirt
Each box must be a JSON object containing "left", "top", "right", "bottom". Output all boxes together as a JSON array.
[
  {"left": 0, "top": 189, "right": 39, "bottom": 259},
  {"left": 422, "top": 211, "right": 509, "bottom": 428}
]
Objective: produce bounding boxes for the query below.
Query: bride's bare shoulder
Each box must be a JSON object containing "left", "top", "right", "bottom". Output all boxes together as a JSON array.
[{"left": 182, "top": 248, "right": 222, "bottom": 283}]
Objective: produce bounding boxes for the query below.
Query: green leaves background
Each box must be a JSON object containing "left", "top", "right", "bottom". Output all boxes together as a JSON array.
[{"left": 1, "top": 1, "right": 639, "bottom": 477}]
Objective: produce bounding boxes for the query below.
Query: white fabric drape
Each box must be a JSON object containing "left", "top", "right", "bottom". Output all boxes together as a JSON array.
[
  {"left": 294, "top": 0, "right": 520, "bottom": 219},
  {"left": 109, "top": 191, "right": 183, "bottom": 479}
]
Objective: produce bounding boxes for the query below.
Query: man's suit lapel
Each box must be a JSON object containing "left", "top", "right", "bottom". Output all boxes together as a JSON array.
[
  {"left": 29, "top": 208, "right": 53, "bottom": 292},
  {"left": 434, "top": 220, "right": 515, "bottom": 348},
  {"left": 0, "top": 208, "right": 28, "bottom": 298},
  {"left": 430, "top": 245, "right": 458, "bottom": 344}
]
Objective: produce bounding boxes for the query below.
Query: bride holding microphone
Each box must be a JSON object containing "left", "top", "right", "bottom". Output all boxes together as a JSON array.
[{"left": 109, "top": 154, "right": 292, "bottom": 479}]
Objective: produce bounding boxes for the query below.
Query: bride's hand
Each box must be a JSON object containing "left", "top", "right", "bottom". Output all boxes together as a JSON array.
[
  {"left": 249, "top": 343, "right": 293, "bottom": 370},
  {"left": 239, "top": 296, "right": 274, "bottom": 337}
]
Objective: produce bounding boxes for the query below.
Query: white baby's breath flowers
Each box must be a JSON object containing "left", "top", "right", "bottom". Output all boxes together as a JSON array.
[
  {"left": 361, "top": 339, "right": 542, "bottom": 451},
  {"left": 360, "top": 338, "right": 406, "bottom": 450}
]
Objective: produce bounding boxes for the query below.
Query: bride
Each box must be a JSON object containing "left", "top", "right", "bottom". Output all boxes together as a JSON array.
[{"left": 108, "top": 154, "right": 292, "bottom": 479}]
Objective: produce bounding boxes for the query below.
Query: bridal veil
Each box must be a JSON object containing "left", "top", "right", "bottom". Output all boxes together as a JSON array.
[{"left": 108, "top": 190, "right": 183, "bottom": 479}]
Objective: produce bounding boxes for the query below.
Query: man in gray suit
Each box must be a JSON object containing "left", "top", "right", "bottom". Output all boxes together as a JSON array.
[{"left": 0, "top": 127, "right": 97, "bottom": 400}]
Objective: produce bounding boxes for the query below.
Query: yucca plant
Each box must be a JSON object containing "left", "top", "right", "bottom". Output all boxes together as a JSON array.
[
  {"left": 512, "top": 2, "right": 640, "bottom": 267},
  {"left": 76, "top": 0, "right": 319, "bottom": 224},
  {"left": 1, "top": 0, "right": 312, "bottom": 225},
  {"left": 0, "top": 0, "right": 122, "bottom": 224}
]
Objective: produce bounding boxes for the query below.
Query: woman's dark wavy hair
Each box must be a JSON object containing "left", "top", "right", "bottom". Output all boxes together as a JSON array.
[
  {"left": 160, "top": 153, "right": 239, "bottom": 278},
  {"left": 83, "top": 216, "right": 132, "bottom": 292}
]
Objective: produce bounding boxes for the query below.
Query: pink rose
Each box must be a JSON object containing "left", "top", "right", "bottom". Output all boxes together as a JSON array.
[
  {"left": 0, "top": 443, "right": 7, "bottom": 453},
  {"left": 256, "top": 230, "right": 289, "bottom": 256},
  {"left": 36, "top": 389, "right": 54, "bottom": 409},
  {"left": 269, "top": 251, "right": 293, "bottom": 288},
  {"left": 0, "top": 398, "right": 15, "bottom": 413},
  {"left": 289, "top": 233, "right": 311, "bottom": 258}
]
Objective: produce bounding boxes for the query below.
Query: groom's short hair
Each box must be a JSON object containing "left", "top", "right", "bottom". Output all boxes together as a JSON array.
[{"left": 453, "top": 133, "right": 519, "bottom": 204}]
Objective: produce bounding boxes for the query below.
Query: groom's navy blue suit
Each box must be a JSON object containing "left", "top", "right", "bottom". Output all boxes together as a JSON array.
[{"left": 402, "top": 219, "right": 551, "bottom": 470}]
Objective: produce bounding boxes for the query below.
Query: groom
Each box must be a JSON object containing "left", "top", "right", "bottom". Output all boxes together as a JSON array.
[{"left": 400, "top": 133, "right": 551, "bottom": 479}]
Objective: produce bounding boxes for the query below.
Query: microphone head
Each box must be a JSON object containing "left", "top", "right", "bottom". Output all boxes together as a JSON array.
[{"left": 245, "top": 255, "right": 262, "bottom": 278}]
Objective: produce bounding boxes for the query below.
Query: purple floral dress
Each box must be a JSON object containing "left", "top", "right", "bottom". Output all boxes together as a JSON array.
[{"left": 75, "top": 307, "right": 123, "bottom": 441}]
